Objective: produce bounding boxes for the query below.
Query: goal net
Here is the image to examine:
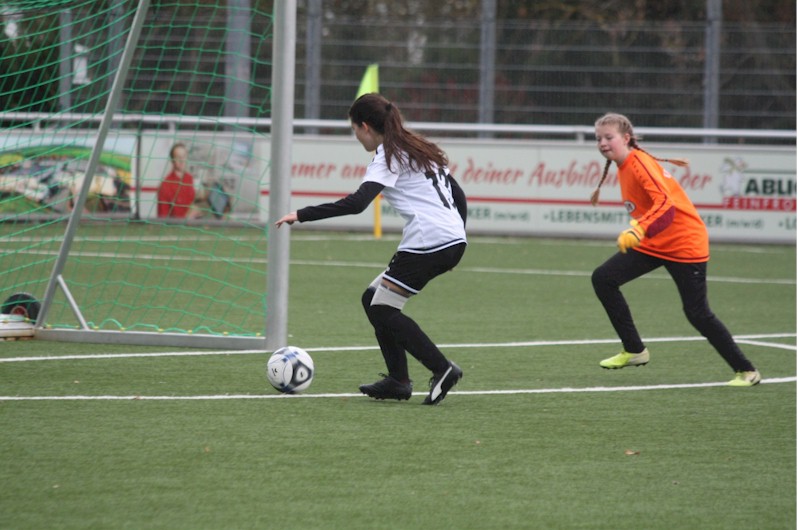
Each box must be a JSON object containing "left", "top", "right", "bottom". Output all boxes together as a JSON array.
[{"left": 0, "top": 0, "right": 283, "bottom": 348}]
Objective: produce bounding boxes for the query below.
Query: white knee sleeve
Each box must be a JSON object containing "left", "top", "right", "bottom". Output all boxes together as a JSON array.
[
  {"left": 371, "top": 285, "right": 410, "bottom": 311},
  {"left": 368, "top": 273, "right": 384, "bottom": 291}
]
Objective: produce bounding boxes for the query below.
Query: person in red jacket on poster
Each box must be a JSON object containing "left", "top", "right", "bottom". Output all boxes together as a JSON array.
[
  {"left": 157, "top": 143, "right": 196, "bottom": 218},
  {"left": 590, "top": 113, "right": 761, "bottom": 387}
]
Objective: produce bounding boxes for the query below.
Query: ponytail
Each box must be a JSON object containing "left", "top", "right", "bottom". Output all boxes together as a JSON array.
[{"left": 349, "top": 93, "right": 447, "bottom": 173}]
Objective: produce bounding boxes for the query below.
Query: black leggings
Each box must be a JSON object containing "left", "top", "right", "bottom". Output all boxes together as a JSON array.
[
  {"left": 360, "top": 244, "right": 467, "bottom": 381},
  {"left": 591, "top": 250, "right": 756, "bottom": 372}
]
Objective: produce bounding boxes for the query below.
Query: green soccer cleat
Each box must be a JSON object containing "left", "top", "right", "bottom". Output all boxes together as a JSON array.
[
  {"left": 728, "top": 370, "right": 762, "bottom": 387},
  {"left": 599, "top": 348, "right": 650, "bottom": 369}
]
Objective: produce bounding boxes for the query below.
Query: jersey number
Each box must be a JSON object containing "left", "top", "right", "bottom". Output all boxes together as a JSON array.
[{"left": 425, "top": 168, "right": 452, "bottom": 209}]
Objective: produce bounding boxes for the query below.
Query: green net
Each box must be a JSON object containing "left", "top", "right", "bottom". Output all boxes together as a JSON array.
[{"left": 0, "top": 1, "right": 275, "bottom": 340}]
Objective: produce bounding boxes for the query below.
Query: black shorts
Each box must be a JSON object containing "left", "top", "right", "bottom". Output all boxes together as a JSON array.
[{"left": 382, "top": 243, "right": 466, "bottom": 294}]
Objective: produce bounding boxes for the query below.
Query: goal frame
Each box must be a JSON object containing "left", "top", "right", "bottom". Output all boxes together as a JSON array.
[{"left": 28, "top": 0, "right": 295, "bottom": 350}]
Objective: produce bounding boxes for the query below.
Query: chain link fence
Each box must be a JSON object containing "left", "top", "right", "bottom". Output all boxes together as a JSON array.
[
  {"left": 298, "top": 6, "right": 795, "bottom": 134},
  {"left": 2, "top": 1, "right": 794, "bottom": 139}
]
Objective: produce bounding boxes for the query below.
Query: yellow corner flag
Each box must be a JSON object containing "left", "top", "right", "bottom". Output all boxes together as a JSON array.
[
  {"left": 356, "top": 63, "right": 379, "bottom": 98},
  {"left": 356, "top": 64, "right": 382, "bottom": 239}
]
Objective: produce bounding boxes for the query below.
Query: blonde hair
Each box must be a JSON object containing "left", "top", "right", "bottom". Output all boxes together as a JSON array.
[{"left": 591, "top": 113, "right": 688, "bottom": 206}]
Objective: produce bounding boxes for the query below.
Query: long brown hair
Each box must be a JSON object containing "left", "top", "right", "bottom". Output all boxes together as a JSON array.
[
  {"left": 349, "top": 93, "right": 448, "bottom": 173},
  {"left": 591, "top": 113, "right": 688, "bottom": 206}
]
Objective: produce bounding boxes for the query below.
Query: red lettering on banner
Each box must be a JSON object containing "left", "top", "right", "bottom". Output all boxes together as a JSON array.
[
  {"left": 527, "top": 160, "right": 607, "bottom": 188},
  {"left": 575, "top": 160, "right": 598, "bottom": 186},
  {"left": 459, "top": 158, "right": 524, "bottom": 185},
  {"left": 722, "top": 197, "right": 797, "bottom": 211},
  {"left": 341, "top": 164, "right": 367, "bottom": 179},
  {"left": 677, "top": 167, "right": 712, "bottom": 191},
  {"left": 292, "top": 163, "right": 337, "bottom": 179},
  {"left": 528, "top": 163, "right": 559, "bottom": 187}
]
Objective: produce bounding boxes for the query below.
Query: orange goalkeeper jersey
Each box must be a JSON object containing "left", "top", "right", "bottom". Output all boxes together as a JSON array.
[{"left": 617, "top": 149, "right": 709, "bottom": 263}]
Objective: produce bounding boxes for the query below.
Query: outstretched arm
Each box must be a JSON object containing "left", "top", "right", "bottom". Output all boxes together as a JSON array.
[
  {"left": 275, "top": 212, "right": 298, "bottom": 228},
  {"left": 274, "top": 181, "right": 385, "bottom": 228}
]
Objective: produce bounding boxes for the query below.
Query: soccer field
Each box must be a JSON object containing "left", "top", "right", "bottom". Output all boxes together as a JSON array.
[{"left": 1, "top": 232, "right": 795, "bottom": 529}]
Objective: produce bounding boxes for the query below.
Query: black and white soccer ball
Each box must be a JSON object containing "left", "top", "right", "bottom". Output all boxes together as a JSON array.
[{"left": 266, "top": 346, "right": 314, "bottom": 394}]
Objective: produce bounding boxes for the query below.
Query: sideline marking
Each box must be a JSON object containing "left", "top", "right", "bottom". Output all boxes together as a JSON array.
[
  {"left": 1, "top": 333, "right": 794, "bottom": 363},
  {"left": 0, "top": 377, "right": 794, "bottom": 402},
  {"left": 5, "top": 249, "right": 794, "bottom": 285},
  {"left": 1, "top": 334, "right": 794, "bottom": 402}
]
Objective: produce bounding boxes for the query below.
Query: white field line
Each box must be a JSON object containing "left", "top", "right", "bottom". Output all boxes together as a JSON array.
[
  {"left": 1, "top": 332, "right": 794, "bottom": 363},
  {"left": 735, "top": 339, "right": 797, "bottom": 350},
  {"left": 0, "top": 377, "right": 794, "bottom": 402},
  {"left": 1, "top": 333, "right": 794, "bottom": 402},
  {"left": 3, "top": 248, "right": 794, "bottom": 285},
  {"left": 2, "top": 232, "right": 790, "bottom": 254},
  {"left": 462, "top": 265, "right": 796, "bottom": 285}
]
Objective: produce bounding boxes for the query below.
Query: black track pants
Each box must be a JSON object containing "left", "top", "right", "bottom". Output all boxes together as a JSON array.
[{"left": 591, "top": 250, "right": 756, "bottom": 372}]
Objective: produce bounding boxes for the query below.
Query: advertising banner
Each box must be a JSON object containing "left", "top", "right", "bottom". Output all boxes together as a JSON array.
[
  {"left": 0, "top": 133, "right": 136, "bottom": 215},
  {"left": 284, "top": 136, "right": 796, "bottom": 244},
  {"left": 15, "top": 130, "right": 789, "bottom": 244},
  {"left": 138, "top": 134, "right": 265, "bottom": 221}
]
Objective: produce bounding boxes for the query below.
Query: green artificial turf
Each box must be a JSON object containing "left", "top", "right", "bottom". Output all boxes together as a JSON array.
[{"left": 1, "top": 233, "right": 795, "bottom": 529}]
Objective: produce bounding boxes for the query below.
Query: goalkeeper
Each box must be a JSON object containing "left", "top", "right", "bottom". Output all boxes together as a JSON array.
[{"left": 589, "top": 113, "right": 760, "bottom": 387}]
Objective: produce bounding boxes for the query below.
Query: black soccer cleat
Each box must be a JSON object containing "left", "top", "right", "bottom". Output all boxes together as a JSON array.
[
  {"left": 359, "top": 374, "right": 413, "bottom": 401},
  {"left": 422, "top": 361, "right": 463, "bottom": 405}
]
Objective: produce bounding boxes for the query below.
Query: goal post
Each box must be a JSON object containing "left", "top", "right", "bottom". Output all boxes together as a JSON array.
[
  {"left": 0, "top": 0, "right": 294, "bottom": 349},
  {"left": 264, "top": 0, "right": 296, "bottom": 351}
]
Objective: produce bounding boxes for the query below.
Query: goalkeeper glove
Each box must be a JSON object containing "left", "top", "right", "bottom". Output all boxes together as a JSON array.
[{"left": 617, "top": 220, "right": 644, "bottom": 253}]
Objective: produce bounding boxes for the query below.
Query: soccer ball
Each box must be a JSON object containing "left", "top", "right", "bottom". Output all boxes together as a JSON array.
[{"left": 266, "top": 346, "right": 315, "bottom": 394}]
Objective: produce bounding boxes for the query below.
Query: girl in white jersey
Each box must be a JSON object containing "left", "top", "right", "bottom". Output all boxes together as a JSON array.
[{"left": 275, "top": 93, "right": 467, "bottom": 405}]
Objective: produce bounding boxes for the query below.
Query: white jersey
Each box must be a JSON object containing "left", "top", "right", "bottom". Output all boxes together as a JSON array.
[{"left": 364, "top": 145, "right": 466, "bottom": 253}]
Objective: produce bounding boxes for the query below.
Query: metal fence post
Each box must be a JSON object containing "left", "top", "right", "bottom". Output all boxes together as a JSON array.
[
  {"left": 479, "top": 0, "right": 497, "bottom": 137},
  {"left": 703, "top": 0, "right": 722, "bottom": 140}
]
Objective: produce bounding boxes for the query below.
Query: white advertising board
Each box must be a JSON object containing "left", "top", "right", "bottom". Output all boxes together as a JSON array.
[
  {"left": 6, "top": 130, "right": 791, "bottom": 244},
  {"left": 282, "top": 136, "right": 796, "bottom": 244}
]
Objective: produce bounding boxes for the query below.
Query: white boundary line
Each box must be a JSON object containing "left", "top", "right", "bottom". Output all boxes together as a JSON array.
[
  {"left": 4, "top": 249, "right": 794, "bottom": 285},
  {"left": 0, "top": 377, "right": 794, "bottom": 402},
  {"left": 0, "top": 333, "right": 794, "bottom": 401},
  {"left": 1, "top": 332, "right": 794, "bottom": 363}
]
